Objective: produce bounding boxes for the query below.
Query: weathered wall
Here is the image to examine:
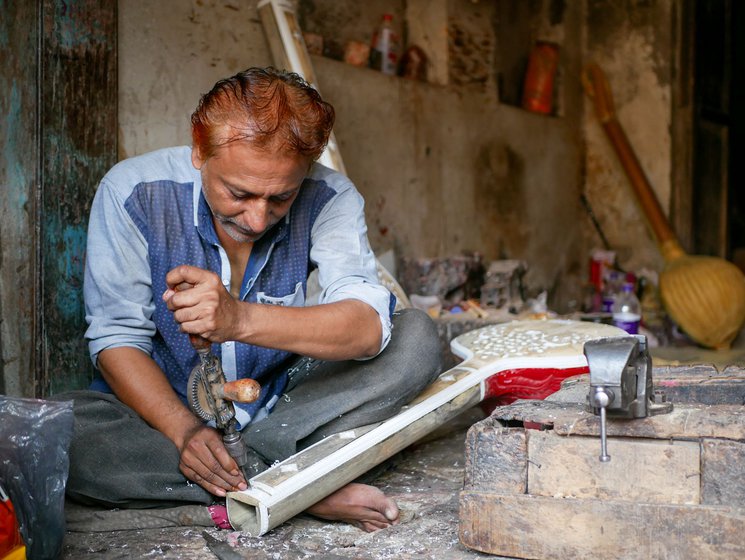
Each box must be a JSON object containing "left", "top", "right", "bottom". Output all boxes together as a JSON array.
[
  {"left": 304, "top": 0, "right": 587, "bottom": 309},
  {"left": 119, "top": 0, "right": 588, "bottom": 310},
  {"left": 315, "top": 58, "right": 586, "bottom": 306},
  {"left": 582, "top": 0, "right": 675, "bottom": 274},
  {"left": 118, "top": 0, "right": 272, "bottom": 158},
  {"left": 117, "top": 0, "right": 679, "bottom": 310}
]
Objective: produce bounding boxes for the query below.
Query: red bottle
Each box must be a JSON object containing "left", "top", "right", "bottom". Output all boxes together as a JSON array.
[{"left": 522, "top": 41, "right": 559, "bottom": 114}]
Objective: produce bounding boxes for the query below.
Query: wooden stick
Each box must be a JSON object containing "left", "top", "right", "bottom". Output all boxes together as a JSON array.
[
  {"left": 257, "top": 0, "right": 347, "bottom": 175},
  {"left": 582, "top": 63, "right": 685, "bottom": 263},
  {"left": 226, "top": 320, "right": 626, "bottom": 535}
]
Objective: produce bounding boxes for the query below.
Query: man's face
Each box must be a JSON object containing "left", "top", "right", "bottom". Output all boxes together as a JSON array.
[{"left": 192, "top": 140, "right": 309, "bottom": 243}]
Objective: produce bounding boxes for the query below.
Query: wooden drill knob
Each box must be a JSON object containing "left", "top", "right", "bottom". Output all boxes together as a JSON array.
[{"left": 217, "top": 378, "right": 261, "bottom": 403}]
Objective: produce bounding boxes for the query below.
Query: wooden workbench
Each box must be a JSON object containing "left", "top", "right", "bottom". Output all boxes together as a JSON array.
[{"left": 459, "top": 365, "right": 745, "bottom": 559}]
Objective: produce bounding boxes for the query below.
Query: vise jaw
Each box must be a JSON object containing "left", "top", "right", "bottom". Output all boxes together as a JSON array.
[{"left": 583, "top": 335, "right": 673, "bottom": 462}]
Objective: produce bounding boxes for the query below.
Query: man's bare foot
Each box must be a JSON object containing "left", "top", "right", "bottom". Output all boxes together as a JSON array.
[{"left": 306, "top": 482, "right": 400, "bottom": 532}]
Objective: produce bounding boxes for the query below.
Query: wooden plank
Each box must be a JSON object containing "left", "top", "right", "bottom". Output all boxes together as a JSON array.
[
  {"left": 553, "top": 367, "right": 745, "bottom": 405},
  {"left": 464, "top": 423, "right": 526, "bottom": 494},
  {"left": 559, "top": 404, "right": 745, "bottom": 440},
  {"left": 702, "top": 439, "right": 745, "bottom": 507},
  {"left": 527, "top": 430, "right": 700, "bottom": 504},
  {"left": 692, "top": 91, "right": 729, "bottom": 258},
  {"left": 670, "top": 0, "right": 695, "bottom": 252},
  {"left": 463, "top": 368, "right": 745, "bottom": 557},
  {"left": 459, "top": 493, "right": 745, "bottom": 559},
  {"left": 40, "top": 0, "right": 117, "bottom": 395},
  {"left": 654, "top": 364, "right": 745, "bottom": 405},
  {"left": 249, "top": 423, "right": 378, "bottom": 490},
  {"left": 492, "top": 400, "right": 745, "bottom": 441},
  {"left": 228, "top": 382, "right": 481, "bottom": 535}
]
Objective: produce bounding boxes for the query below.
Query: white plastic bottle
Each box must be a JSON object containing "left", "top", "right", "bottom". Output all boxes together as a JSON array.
[
  {"left": 370, "top": 14, "right": 399, "bottom": 75},
  {"left": 612, "top": 282, "right": 642, "bottom": 334}
]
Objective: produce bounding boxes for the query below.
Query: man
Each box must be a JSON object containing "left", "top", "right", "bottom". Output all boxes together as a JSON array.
[{"left": 63, "top": 67, "right": 441, "bottom": 532}]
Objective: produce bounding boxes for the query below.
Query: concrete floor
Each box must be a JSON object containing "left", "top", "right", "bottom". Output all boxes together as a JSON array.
[{"left": 61, "top": 407, "right": 499, "bottom": 560}]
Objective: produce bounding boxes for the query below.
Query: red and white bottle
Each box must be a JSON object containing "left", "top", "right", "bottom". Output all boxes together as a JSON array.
[{"left": 370, "top": 14, "right": 399, "bottom": 75}]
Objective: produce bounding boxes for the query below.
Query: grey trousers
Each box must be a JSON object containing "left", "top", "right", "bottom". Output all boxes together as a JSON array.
[{"left": 56, "top": 309, "right": 442, "bottom": 509}]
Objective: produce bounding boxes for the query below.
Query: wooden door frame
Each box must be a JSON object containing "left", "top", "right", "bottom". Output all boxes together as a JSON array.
[
  {"left": 670, "top": 0, "right": 695, "bottom": 254},
  {"left": 0, "top": 0, "right": 116, "bottom": 398}
]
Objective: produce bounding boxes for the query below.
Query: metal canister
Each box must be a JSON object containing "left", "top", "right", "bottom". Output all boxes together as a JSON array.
[{"left": 522, "top": 41, "right": 559, "bottom": 114}]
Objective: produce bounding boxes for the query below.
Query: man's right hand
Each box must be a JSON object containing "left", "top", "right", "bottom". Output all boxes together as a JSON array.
[
  {"left": 97, "top": 347, "right": 248, "bottom": 498},
  {"left": 178, "top": 424, "right": 248, "bottom": 497}
]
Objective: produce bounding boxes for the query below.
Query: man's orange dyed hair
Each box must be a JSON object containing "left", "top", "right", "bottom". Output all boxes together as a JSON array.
[{"left": 191, "top": 67, "right": 335, "bottom": 161}]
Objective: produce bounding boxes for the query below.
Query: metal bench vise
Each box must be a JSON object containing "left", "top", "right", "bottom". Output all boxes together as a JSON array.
[{"left": 583, "top": 335, "right": 673, "bottom": 462}]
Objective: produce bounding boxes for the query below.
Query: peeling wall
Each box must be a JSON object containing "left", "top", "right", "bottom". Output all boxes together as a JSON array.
[
  {"left": 582, "top": 0, "right": 674, "bottom": 274},
  {"left": 316, "top": 57, "right": 585, "bottom": 307},
  {"left": 1, "top": 1, "right": 117, "bottom": 397},
  {"left": 308, "top": 0, "right": 586, "bottom": 309},
  {"left": 40, "top": 0, "right": 118, "bottom": 396}
]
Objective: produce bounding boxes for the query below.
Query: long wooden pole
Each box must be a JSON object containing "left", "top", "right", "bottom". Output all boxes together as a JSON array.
[
  {"left": 582, "top": 63, "right": 684, "bottom": 263},
  {"left": 583, "top": 62, "right": 745, "bottom": 349}
]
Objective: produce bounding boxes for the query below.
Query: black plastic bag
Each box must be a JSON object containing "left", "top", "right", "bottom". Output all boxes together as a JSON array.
[{"left": 0, "top": 396, "right": 74, "bottom": 560}]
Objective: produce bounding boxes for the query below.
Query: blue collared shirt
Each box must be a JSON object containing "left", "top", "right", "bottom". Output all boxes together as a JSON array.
[{"left": 84, "top": 146, "right": 394, "bottom": 426}]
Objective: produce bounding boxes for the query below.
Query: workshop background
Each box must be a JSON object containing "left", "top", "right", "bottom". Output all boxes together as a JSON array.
[{"left": 1, "top": 0, "right": 743, "bottom": 399}]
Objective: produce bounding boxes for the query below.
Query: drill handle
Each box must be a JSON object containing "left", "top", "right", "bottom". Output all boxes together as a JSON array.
[{"left": 217, "top": 379, "right": 261, "bottom": 404}]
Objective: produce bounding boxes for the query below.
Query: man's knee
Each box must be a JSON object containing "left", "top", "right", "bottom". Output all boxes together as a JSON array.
[{"left": 387, "top": 308, "right": 442, "bottom": 386}]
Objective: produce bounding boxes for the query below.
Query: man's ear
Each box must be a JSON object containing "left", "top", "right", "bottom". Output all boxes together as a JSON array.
[{"left": 191, "top": 146, "right": 205, "bottom": 170}]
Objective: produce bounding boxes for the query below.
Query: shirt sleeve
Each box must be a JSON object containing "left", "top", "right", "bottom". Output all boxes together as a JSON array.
[
  {"left": 84, "top": 178, "right": 156, "bottom": 366},
  {"left": 309, "top": 179, "right": 394, "bottom": 358}
]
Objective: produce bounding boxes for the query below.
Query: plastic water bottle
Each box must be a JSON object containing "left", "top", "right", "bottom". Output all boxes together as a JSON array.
[{"left": 612, "top": 282, "right": 641, "bottom": 334}]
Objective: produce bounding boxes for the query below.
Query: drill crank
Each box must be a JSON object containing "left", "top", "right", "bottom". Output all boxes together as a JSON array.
[
  {"left": 187, "top": 342, "right": 262, "bottom": 482},
  {"left": 174, "top": 283, "right": 262, "bottom": 483}
]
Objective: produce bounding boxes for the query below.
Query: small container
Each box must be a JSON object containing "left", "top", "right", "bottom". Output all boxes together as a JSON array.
[
  {"left": 399, "top": 45, "right": 428, "bottom": 81},
  {"left": 522, "top": 41, "right": 559, "bottom": 114},
  {"left": 344, "top": 40, "right": 370, "bottom": 67}
]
